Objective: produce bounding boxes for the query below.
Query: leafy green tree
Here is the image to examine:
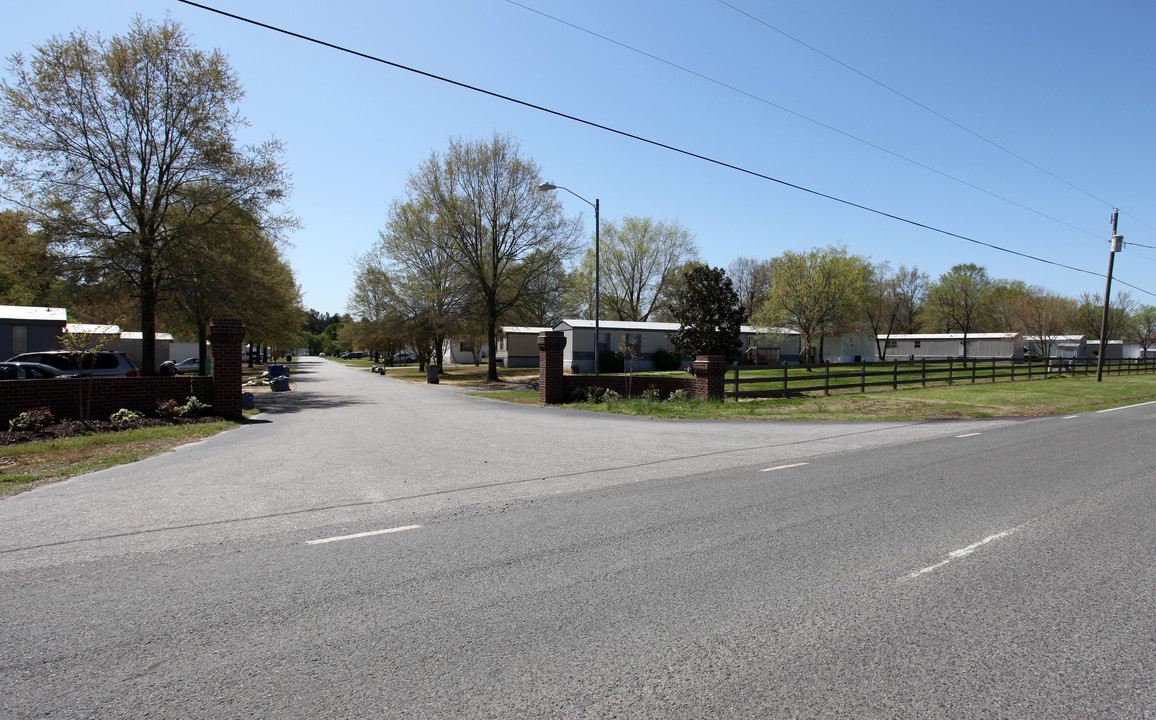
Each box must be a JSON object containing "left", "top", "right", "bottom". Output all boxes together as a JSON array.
[
  {"left": 1129, "top": 305, "right": 1156, "bottom": 357},
  {"left": 403, "top": 132, "right": 581, "bottom": 380},
  {"left": 668, "top": 264, "right": 745, "bottom": 359},
  {"left": 985, "top": 279, "right": 1031, "bottom": 331},
  {"left": 0, "top": 210, "right": 61, "bottom": 305},
  {"left": 753, "top": 245, "right": 871, "bottom": 364},
  {"left": 0, "top": 17, "right": 291, "bottom": 373},
  {"left": 922, "top": 264, "right": 993, "bottom": 357},
  {"left": 163, "top": 198, "right": 300, "bottom": 372}
]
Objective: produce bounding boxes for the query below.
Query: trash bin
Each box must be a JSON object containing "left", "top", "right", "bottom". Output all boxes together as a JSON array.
[
  {"left": 242, "top": 392, "right": 255, "bottom": 410},
  {"left": 266, "top": 364, "right": 287, "bottom": 378},
  {"left": 425, "top": 365, "right": 439, "bottom": 384},
  {"left": 270, "top": 376, "right": 290, "bottom": 392}
]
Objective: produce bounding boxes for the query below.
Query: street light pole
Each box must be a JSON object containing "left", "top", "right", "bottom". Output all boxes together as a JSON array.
[{"left": 537, "top": 182, "right": 601, "bottom": 376}]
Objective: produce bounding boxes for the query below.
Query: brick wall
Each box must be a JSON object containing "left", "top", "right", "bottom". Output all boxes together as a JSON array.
[
  {"left": 1, "top": 318, "right": 246, "bottom": 425},
  {"left": 0, "top": 376, "right": 215, "bottom": 425},
  {"left": 538, "top": 331, "right": 725, "bottom": 403}
]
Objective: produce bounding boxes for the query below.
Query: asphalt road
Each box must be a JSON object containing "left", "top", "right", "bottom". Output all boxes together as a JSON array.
[{"left": 1, "top": 357, "right": 1153, "bottom": 718}]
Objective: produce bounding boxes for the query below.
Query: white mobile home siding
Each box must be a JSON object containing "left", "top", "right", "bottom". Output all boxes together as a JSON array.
[{"left": 880, "top": 333, "right": 1022, "bottom": 360}]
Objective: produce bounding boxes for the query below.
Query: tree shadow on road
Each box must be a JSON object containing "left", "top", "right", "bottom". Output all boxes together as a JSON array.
[{"left": 252, "top": 391, "right": 370, "bottom": 414}]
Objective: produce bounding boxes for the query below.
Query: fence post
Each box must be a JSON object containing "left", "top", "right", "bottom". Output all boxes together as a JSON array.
[
  {"left": 948, "top": 357, "right": 954, "bottom": 385},
  {"left": 921, "top": 358, "right": 927, "bottom": 387},
  {"left": 971, "top": 358, "right": 977, "bottom": 384},
  {"left": 824, "top": 362, "right": 830, "bottom": 396},
  {"left": 991, "top": 357, "right": 996, "bottom": 383},
  {"left": 860, "top": 362, "right": 866, "bottom": 393},
  {"left": 783, "top": 363, "right": 788, "bottom": 397},
  {"left": 892, "top": 360, "right": 898, "bottom": 390},
  {"left": 733, "top": 365, "right": 739, "bottom": 402},
  {"left": 691, "top": 356, "right": 728, "bottom": 400}
]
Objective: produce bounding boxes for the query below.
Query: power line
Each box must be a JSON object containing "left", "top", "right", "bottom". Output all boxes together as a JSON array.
[
  {"left": 503, "top": 0, "right": 1100, "bottom": 241},
  {"left": 175, "top": 0, "right": 1154, "bottom": 299},
  {"left": 716, "top": 0, "right": 1156, "bottom": 236}
]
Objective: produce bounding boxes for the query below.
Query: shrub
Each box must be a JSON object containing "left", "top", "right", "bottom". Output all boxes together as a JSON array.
[
  {"left": 652, "top": 348, "right": 683, "bottom": 371},
  {"left": 641, "top": 385, "right": 662, "bottom": 402},
  {"left": 598, "top": 350, "right": 625, "bottom": 374},
  {"left": 9, "top": 407, "right": 54, "bottom": 432},
  {"left": 155, "top": 399, "right": 182, "bottom": 419},
  {"left": 601, "top": 389, "right": 621, "bottom": 403},
  {"left": 109, "top": 408, "right": 145, "bottom": 424},
  {"left": 666, "top": 389, "right": 690, "bottom": 404},
  {"left": 180, "top": 396, "right": 211, "bottom": 418},
  {"left": 569, "top": 387, "right": 589, "bottom": 403}
]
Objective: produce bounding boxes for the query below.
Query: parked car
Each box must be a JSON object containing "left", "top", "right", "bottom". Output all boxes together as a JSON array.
[
  {"left": 341, "top": 351, "right": 366, "bottom": 359},
  {"left": 174, "top": 357, "right": 202, "bottom": 374},
  {"left": 392, "top": 352, "right": 416, "bottom": 363},
  {"left": 0, "top": 361, "right": 70, "bottom": 379},
  {"left": 6, "top": 350, "right": 140, "bottom": 377}
]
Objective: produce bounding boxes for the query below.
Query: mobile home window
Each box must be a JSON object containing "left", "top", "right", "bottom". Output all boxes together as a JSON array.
[
  {"left": 913, "top": 341, "right": 921, "bottom": 349},
  {"left": 597, "top": 332, "right": 610, "bottom": 353},
  {"left": 623, "top": 333, "right": 642, "bottom": 355},
  {"left": 885, "top": 339, "right": 897, "bottom": 349},
  {"left": 13, "top": 326, "right": 27, "bottom": 354}
]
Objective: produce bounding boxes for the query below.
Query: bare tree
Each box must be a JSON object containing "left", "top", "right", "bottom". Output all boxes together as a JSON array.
[
  {"left": 1010, "top": 288, "right": 1075, "bottom": 360},
  {"left": 404, "top": 133, "right": 581, "bottom": 381},
  {"left": 590, "top": 216, "right": 699, "bottom": 322}
]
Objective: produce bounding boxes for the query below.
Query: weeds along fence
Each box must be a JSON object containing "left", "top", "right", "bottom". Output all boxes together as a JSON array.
[{"left": 726, "top": 357, "right": 1156, "bottom": 400}]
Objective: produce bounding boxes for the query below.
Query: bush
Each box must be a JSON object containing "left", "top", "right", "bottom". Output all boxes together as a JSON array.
[
  {"left": 569, "top": 387, "right": 589, "bottom": 403},
  {"left": 641, "top": 385, "right": 662, "bottom": 402},
  {"left": 666, "top": 389, "right": 690, "bottom": 404},
  {"left": 155, "top": 399, "right": 182, "bottom": 419},
  {"left": 602, "top": 388, "right": 622, "bottom": 403},
  {"left": 598, "top": 350, "right": 625, "bottom": 374},
  {"left": 9, "top": 407, "right": 54, "bottom": 432},
  {"left": 109, "top": 408, "right": 145, "bottom": 424},
  {"left": 652, "top": 348, "right": 683, "bottom": 371},
  {"left": 180, "top": 396, "right": 211, "bottom": 418},
  {"left": 157, "top": 396, "right": 212, "bottom": 419}
]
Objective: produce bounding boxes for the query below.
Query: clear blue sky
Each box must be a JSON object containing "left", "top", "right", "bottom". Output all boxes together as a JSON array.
[{"left": 4, "top": 1, "right": 1155, "bottom": 316}]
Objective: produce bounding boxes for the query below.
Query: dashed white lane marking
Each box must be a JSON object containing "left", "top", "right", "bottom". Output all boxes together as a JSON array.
[
  {"left": 1096, "top": 400, "right": 1156, "bottom": 414},
  {"left": 907, "top": 526, "right": 1022, "bottom": 579},
  {"left": 307, "top": 524, "right": 422, "bottom": 545},
  {"left": 760, "top": 462, "right": 809, "bottom": 472},
  {"left": 955, "top": 432, "right": 982, "bottom": 438},
  {"left": 1063, "top": 415, "right": 1079, "bottom": 419}
]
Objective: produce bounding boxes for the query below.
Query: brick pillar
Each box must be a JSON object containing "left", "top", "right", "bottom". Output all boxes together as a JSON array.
[
  {"left": 208, "top": 318, "right": 246, "bottom": 419},
  {"left": 538, "top": 331, "right": 567, "bottom": 404},
  {"left": 691, "top": 355, "right": 728, "bottom": 400}
]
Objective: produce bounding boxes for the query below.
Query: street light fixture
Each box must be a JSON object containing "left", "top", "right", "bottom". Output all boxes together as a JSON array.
[{"left": 538, "top": 182, "right": 601, "bottom": 376}]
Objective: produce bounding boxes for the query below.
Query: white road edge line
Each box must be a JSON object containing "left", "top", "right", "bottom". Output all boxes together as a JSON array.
[
  {"left": 307, "top": 524, "right": 422, "bottom": 545},
  {"left": 907, "top": 526, "right": 1022, "bottom": 579},
  {"left": 955, "top": 432, "right": 982, "bottom": 438},
  {"left": 760, "top": 462, "right": 809, "bottom": 472},
  {"left": 1096, "top": 400, "right": 1156, "bottom": 414},
  {"left": 1063, "top": 415, "right": 1079, "bottom": 419}
]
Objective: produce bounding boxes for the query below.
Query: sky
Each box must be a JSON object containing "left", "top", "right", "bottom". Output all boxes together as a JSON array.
[{"left": 3, "top": 1, "right": 1155, "bottom": 317}]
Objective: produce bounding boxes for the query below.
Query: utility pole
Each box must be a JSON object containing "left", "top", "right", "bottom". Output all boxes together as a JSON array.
[{"left": 1096, "top": 210, "right": 1123, "bottom": 382}]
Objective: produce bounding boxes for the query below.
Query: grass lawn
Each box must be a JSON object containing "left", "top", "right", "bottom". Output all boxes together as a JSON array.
[
  {"left": 0, "top": 420, "right": 240, "bottom": 497},
  {"left": 552, "top": 373, "right": 1156, "bottom": 421}
]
